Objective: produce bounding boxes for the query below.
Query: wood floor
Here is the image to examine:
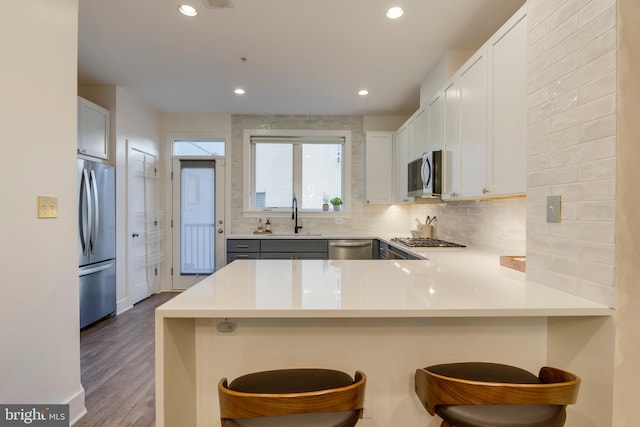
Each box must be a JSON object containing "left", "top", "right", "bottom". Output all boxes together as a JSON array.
[{"left": 75, "top": 292, "right": 178, "bottom": 427}]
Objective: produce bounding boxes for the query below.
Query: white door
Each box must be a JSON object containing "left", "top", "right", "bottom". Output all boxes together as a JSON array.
[
  {"left": 127, "top": 145, "right": 160, "bottom": 305},
  {"left": 171, "top": 158, "right": 225, "bottom": 290}
]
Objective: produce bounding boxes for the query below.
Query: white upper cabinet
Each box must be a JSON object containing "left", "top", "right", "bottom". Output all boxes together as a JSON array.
[
  {"left": 395, "top": 106, "right": 428, "bottom": 204},
  {"left": 78, "top": 97, "right": 110, "bottom": 160},
  {"left": 436, "top": 5, "right": 527, "bottom": 201},
  {"left": 364, "top": 131, "right": 395, "bottom": 205},
  {"left": 442, "top": 79, "right": 460, "bottom": 200},
  {"left": 394, "top": 125, "right": 414, "bottom": 204},
  {"left": 487, "top": 6, "right": 527, "bottom": 197},
  {"left": 458, "top": 47, "right": 489, "bottom": 199},
  {"left": 427, "top": 91, "right": 444, "bottom": 152},
  {"left": 413, "top": 107, "right": 429, "bottom": 158}
]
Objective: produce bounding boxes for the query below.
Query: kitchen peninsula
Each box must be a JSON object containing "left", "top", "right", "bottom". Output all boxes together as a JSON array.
[{"left": 155, "top": 250, "right": 612, "bottom": 427}]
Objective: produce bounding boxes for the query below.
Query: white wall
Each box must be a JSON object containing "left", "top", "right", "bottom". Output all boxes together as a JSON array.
[
  {"left": 114, "top": 87, "right": 161, "bottom": 311},
  {"left": 524, "top": 1, "right": 618, "bottom": 425},
  {"left": 0, "top": 0, "right": 85, "bottom": 423},
  {"left": 362, "top": 116, "right": 409, "bottom": 132},
  {"left": 613, "top": 0, "right": 640, "bottom": 424},
  {"left": 419, "top": 50, "right": 473, "bottom": 108},
  {"left": 525, "top": 0, "right": 617, "bottom": 307}
]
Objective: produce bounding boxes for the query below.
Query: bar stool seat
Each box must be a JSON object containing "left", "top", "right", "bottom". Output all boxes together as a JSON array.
[
  {"left": 414, "top": 362, "right": 581, "bottom": 427},
  {"left": 218, "top": 368, "right": 366, "bottom": 427}
]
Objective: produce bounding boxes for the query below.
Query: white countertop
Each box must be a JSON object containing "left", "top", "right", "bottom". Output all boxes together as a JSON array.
[{"left": 157, "top": 251, "right": 612, "bottom": 318}]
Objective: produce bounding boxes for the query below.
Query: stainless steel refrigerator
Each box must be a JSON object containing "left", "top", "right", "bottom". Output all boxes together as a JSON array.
[{"left": 78, "top": 159, "right": 116, "bottom": 328}]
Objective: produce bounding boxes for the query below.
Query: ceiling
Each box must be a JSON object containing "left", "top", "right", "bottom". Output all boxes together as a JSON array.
[{"left": 78, "top": 0, "right": 525, "bottom": 116}]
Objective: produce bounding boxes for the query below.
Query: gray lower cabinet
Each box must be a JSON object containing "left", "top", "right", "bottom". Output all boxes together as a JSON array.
[
  {"left": 227, "top": 252, "right": 260, "bottom": 262},
  {"left": 226, "top": 239, "right": 260, "bottom": 263},
  {"left": 260, "top": 252, "right": 328, "bottom": 260},
  {"left": 226, "top": 239, "right": 328, "bottom": 263}
]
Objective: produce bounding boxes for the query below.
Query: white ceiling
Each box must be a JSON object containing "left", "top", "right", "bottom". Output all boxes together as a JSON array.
[{"left": 78, "top": 0, "right": 525, "bottom": 116}]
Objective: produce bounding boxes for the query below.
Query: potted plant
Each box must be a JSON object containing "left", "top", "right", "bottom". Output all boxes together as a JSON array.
[
  {"left": 322, "top": 194, "right": 330, "bottom": 211},
  {"left": 330, "top": 197, "right": 343, "bottom": 211}
]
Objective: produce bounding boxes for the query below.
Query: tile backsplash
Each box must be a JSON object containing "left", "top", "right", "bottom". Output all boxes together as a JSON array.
[{"left": 419, "top": 199, "right": 526, "bottom": 255}]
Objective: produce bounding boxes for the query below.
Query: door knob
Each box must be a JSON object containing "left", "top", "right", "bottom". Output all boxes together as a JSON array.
[
  {"left": 217, "top": 229, "right": 224, "bottom": 234},
  {"left": 132, "top": 233, "right": 139, "bottom": 238}
]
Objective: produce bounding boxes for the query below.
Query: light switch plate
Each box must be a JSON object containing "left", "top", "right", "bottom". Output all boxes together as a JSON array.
[
  {"left": 547, "top": 195, "right": 561, "bottom": 223},
  {"left": 38, "top": 196, "right": 58, "bottom": 218}
]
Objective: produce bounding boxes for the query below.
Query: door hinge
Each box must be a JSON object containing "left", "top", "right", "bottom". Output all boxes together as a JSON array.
[
  {"left": 171, "top": 267, "right": 173, "bottom": 276},
  {"left": 171, "top": 171, "right": 173, "bottom": 180},
  {"left": 171, "top": 219, "right": 173, "bottom": 227}
]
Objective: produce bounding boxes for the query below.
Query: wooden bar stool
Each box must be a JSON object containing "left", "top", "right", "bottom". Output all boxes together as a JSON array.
[
  {"left": 414, "top": 362, "right": 580, "bottom": 427},
  {"left": 218, "top": 368, "right": 366, "bottom": 427}
]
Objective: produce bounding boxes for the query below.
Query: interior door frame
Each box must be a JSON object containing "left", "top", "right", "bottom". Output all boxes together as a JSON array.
[
  {"left": 163, "top": 133, "right": 230, "bottom": 292},
  {"left": 170, "top": 156, "right": 226, "bottom": 290}
]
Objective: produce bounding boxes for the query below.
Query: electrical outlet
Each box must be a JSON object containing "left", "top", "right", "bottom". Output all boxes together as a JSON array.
[
  {"left": 216, "top": 318, "right": 237, "bottom": 335},
  {"left": 547, "top": 195, "right": 561, "bottom": 223}
]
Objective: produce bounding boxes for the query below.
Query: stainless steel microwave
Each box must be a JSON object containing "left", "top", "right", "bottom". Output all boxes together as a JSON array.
[{"left": 407, "top": 150, "right": 442, "bottom": 198}]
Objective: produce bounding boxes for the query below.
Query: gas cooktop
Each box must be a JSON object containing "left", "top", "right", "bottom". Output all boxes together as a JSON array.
[{"left": 391, "top": 237, "right": 466, "bottom": 248}]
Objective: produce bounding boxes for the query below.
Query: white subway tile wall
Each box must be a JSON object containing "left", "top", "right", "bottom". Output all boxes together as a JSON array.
[
  {"left": 420, "top": 199, "right": 527, "bottom": 255},
  {"left": 526, "top": 0, "right": 617, "bottom": 307}
]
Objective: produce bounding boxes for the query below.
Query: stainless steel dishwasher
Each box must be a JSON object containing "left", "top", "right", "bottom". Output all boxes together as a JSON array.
[{"left": 328, "top": 240, "right": 373, "bottom": 260}]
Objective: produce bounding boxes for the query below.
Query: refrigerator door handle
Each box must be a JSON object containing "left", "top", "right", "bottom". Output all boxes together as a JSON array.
[
  {"left": 79, "top": 262, "right": 115, "bottom": 277},
  {"left": 90, "top": 169, "right": 99, "bottom": 253},
  {"left": 80, "top": 168, "right": 92, "bottom": 256}
]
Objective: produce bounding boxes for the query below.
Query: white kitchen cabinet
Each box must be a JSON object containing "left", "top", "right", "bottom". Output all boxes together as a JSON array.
[
  {"left": 437, "top": 5, "right": 526, "bottom": 202},
  {"left": 427, "top": 90, "right": 444, "bottom": 152},
  {"left": 442, "top": 79, "right": 460, "bottom": 201},
  {"left": 364, "top": 131, "right": 395, "bottom": 204},
  {"left": 398, "top": 107, "right": 429, "bottom": 162},
  {"left": 78, "top": 97, "right": 110, "bottom": 160},
  {"left": 458, "top": 47, "right": 489, "bottom": 199},
  {"left": 443, "top": 48, "right": 489, "bottom": 201},
  {"left": 487, "top": 6, "right": 527, "bottom": 197},
  {"left": 413, "top": 107, "right": 429, "bottom": 158},
  {"left": 394, "top": 106, "right": 427, "bottom": 204},
  {"left": 394, "top": 125, "right": 414, "bottom": 204}
]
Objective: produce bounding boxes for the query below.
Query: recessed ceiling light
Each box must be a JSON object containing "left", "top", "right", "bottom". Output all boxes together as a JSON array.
[
  {"left": 358, "top": 90, "right": 369, "bottom": 96},
  {"left": 178, "top": 4, "right": 198, "bottom": 16},
  {"left": 234, "top": 88, "right": 246, "bottom": 95},
  {"left": 386, "top": 6, "right": 404, "bottom": 19}
]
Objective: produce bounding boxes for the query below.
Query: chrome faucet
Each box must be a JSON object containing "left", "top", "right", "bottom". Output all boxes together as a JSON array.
[{"left": 292, "top": 194, "right": 303, "bottom": 234}]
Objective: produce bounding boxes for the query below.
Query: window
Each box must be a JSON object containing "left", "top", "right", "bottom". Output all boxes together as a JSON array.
[
  {"left": 173, "top": 139, "right": 225, "bottom": 157},
  {"left": 244, "top": 130, "right": 350, "bottom": 212}
]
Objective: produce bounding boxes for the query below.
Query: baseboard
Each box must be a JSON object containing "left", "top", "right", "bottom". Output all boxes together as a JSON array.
[
  {"left": 66, "top": 387, "right": 87, "bottom": 426},
  {"left": 117, "top": 297, "right": 133, "bottom": 315}
]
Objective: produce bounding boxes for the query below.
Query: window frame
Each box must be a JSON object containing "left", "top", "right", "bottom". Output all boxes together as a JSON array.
[
  {"left": 172, "top": 138, "right": 226, "bottom": 157},
  {"left": 243, "top": 129, "right": 351, "bottom": 217}
]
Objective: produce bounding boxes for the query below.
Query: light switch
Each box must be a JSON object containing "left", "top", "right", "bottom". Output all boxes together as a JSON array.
[
  {"left": 547, "top": 195, "right": 561, "bottom": 223},
  {"left": 38, "top": 196, "right": 58, "bottom": 218}
]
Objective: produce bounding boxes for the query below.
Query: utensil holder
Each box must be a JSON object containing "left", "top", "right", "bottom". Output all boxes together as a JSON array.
[{"left": 419, "top": 224, "right": 432, "bottom": 238}]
